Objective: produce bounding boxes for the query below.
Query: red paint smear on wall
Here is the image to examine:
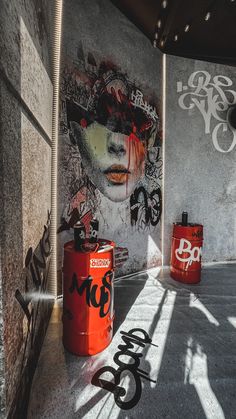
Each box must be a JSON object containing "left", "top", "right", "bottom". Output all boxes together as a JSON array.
[
  {"left": 69, "top": 187, "right": 93, "bottom": 234},
  {"left": 126, "top": 132, "right": 145, "bottom": 196},
  {"left": 70, "top": 186, "right": 88, "bottom": 209}
]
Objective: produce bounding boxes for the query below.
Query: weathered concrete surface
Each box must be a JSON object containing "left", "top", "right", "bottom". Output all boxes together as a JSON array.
[
  {"left": 164, "top": 55, "right": 236, "bottom": 265},
  {"left": 0, "top": 0, "right": 53, "bottom": 416},
  {"left": 0, "top": 81, "right": 24, "bottom": 418},
  {"left": 21, "top": 113, "right": 51, "bottom": 256},
  {"left": 20, "top": 17, "right": 52, "bottom": 138},
  {"left": 0, "top": 80, "right": 52, "bottom": 419},
  {"left": 0, "top": 0, "right": 52, "bottom": 137},
  {"left": 0, "top": 253, "right": 4, "bottom": 419}
]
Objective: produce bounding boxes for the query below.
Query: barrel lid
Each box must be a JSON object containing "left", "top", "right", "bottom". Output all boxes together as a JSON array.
[
  {"left": 173, "top": 223, "right": 203, "bottom": 240},
  {"left": 174, "top": 223, "right": 203, "bottom": 228},
  {"left": 64, "top": 238, "right": 115, "bottom": 253}
]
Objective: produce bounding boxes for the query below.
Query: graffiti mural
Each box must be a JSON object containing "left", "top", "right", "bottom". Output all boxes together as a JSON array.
[
  {"left": 177, "top": 71, "right": 236, "bottom": 153},
  {"left": 59, "top": 43, "right": 162, "bottom": 271}
]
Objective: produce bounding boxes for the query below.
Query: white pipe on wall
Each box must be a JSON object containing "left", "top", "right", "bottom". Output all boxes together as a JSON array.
[{"left": 49, "top": 0, "right": 63, "bottom": 297}]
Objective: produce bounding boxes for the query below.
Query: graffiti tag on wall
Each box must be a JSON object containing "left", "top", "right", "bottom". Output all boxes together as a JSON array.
[
  {"left": 130, "top": 186, "right": 162, "bottom": 230},
  {"left": 177, "top": 71, "right": 236, "bottom": 153},
  {"left": 15, "top": 211, "right": 52, "bottom": 369}
]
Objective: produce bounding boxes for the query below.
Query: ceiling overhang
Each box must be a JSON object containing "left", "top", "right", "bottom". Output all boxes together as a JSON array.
[{"left": 110, "top": 0, "right": 236, "bottom": 66}]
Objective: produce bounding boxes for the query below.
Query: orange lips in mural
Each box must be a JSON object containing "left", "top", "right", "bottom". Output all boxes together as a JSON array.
[{"left": 104, "top": 165, "right": 130, "bottom": 184}]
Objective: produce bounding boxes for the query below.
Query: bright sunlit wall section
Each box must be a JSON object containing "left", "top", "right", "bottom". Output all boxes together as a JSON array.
[{"left": 161, "top": 53, "right": 166, "bottom": 267}]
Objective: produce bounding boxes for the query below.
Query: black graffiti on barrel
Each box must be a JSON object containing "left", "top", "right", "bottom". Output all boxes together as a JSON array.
[
  {"left": 69, "top": 270, "right": 113, "bottom": 318},
  {"left": 130, "top": 186, "right": 162, "bottom": 229},
  {"left": 192, "top": 229, "right": 203, "bottom": 238},
  {"left": 91, "top": 328, "right": 157, "bottom": 410}
]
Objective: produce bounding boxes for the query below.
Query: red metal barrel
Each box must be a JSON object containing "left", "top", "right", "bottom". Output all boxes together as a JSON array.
[
  {"left": 170, "top": 223, "right": 203, "bottom": 284},
  {"left": 63, "top": 239, "right": 115, "bottom": 356}
]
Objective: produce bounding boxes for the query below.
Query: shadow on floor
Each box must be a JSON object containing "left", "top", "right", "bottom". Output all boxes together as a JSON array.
[
  {"left": 27, "top": 264, "right": 236, "bottom": 419},
  {"left": 112, "top": 272, "right": 148, "bottom": 336},
  {"left": 75, "top": 265, "right": 236, "bottom": 419}
]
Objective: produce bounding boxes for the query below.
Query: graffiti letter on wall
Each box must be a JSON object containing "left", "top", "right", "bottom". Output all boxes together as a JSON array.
[
  {"left": 177, "top": 71, "right": 236, "bottom": 152},
  {"left": 15, "top": 211, "right": 52, "bottom": 357}
]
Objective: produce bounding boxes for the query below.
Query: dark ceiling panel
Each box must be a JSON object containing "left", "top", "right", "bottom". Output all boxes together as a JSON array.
[
  {"left": 110, "top": 0, "right": 159, "bottom": 39},
  {"left": 110, "top": 0, "right": 236, "bottom": 66}
]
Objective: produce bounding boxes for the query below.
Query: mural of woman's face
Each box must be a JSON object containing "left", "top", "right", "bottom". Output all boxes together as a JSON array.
[
  {"left": 71, "top": 121, "right": 148, "bottom": 202},
  {"left": 66, "top": 65, "right": 159, "bottom": 202}
]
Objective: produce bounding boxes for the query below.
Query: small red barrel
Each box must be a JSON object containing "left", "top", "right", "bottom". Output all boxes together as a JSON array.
[
  {"left": 170, "top": 223, "right": 203, "bottom": 284},
  {"left": 63, "top": 239, "right": 115, "bottom": 356}
]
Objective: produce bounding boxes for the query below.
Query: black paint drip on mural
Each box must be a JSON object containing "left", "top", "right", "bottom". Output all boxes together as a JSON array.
[
  {"left": 130, "top": 186, "right": 162, "bottom": 229},
  {"left": 68, "top": 270, "right": 113, "bottom": 318},
  {"left": 15, "top": 211, "right": 52, "bottom": 361},
  {"left": 91, "top": 328, "right": 157, "bottom": 410}
]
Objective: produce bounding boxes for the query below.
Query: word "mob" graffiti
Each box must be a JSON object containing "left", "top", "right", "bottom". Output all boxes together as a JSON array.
[
  {"left": 69, "top": 270, "right": 113, "bottom": 318},
  {"left": 175, "top": 238, "right": 202, "bottom": 267}
]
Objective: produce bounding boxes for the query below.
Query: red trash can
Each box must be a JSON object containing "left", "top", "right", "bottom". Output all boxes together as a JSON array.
[
  {"left": 170, "top": 223, "right": 203, "bottom": 284},
  {"left": 63, "top": 239, "right": 115, "bottom": 356}
]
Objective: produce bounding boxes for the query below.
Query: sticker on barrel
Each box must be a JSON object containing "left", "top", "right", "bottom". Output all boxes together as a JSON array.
[{"left": 90, "top": 258, "right": 111, "bottom": 268}]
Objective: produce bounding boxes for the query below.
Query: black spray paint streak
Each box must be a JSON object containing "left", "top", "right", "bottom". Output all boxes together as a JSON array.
[
  {"left": 68, "top": 270, "right": 113, "bottom": 318},
  {"left": 15, "top": 211, "right": 52, "bottom": 367},
  {"left": 91, "top": 328, "right": 158, "bottom": 410}
]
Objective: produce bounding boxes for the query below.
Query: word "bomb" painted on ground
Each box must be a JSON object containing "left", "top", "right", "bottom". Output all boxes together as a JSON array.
[{"left": 91, "top": 328, "right": 158, "bottom": 410}]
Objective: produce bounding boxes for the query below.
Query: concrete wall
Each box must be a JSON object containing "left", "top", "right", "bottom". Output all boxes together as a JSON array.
[
  {"left": 164, "top": 55, "right": 236, "bottom": 265},
  {"left": 0, "top": 1, "right": 53, "bottom": 417},
  {"left": 0, "top": 260, "right": 4, "bottom": 418},
  {"left": 58, "top": 0, "right": 163, "bottom": 277}
]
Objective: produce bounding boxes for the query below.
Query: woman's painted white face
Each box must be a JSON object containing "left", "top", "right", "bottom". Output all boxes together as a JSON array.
[{"left": 71, "top": 121, "right": 148, "bottom": 202}]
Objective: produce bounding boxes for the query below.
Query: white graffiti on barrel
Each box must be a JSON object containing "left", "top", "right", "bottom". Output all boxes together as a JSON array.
[
  {"left": 175, "top": 238, "right": 202, "bottom": 269},
  {"left": 177, "top": 71, "right": 236, "bottom": 153}
]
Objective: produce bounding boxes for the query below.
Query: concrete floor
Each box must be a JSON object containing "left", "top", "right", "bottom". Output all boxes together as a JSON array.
[{"left": 27, "top": 264, "right": 236, "bottom": 419}]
